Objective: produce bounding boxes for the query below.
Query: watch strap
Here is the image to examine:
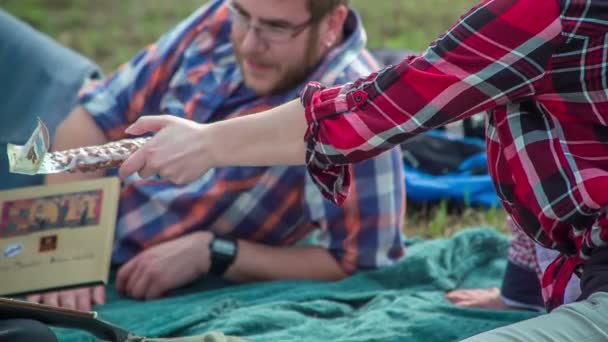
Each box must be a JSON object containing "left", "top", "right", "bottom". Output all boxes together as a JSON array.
[{"left": 208, "top": 235, "right": 237, "bottom": 276}]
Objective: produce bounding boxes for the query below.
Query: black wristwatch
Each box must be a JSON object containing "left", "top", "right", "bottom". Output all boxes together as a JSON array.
[{"left": 208, "top": 235, "right": 238, "bottom": 276}]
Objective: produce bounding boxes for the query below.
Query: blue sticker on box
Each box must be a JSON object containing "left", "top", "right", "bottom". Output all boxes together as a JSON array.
[{"left": 3, "top": 243, "right": 24, "bottom": 258}]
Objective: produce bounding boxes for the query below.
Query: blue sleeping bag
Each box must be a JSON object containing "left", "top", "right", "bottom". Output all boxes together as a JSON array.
[{"left": 400, "top": 129, "right": 500, "bottom": 207}]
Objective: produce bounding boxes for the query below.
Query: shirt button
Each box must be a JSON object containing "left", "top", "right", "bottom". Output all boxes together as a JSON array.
[{"left": 352, "top": 91, "right": 368, "bottom": 105}]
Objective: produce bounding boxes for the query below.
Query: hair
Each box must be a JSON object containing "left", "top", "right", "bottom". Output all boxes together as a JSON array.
[{"left": 307, "top": 0, "right": 349, "bottom": 21}]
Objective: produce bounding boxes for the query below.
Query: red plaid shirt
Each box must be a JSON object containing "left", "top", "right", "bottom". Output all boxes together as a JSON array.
[{"left": 301, "top": 0, "right": 608, "bottom": 311}]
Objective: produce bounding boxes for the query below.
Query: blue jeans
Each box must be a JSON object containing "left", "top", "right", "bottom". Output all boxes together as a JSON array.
[
  {"left": 462, "top": 291, "right": 608, "bottom": 341},
  {"left": 0, "top": 10, "right": 101, "bottom": 190}
]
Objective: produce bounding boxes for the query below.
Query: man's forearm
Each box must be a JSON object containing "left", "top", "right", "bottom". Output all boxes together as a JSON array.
[
  {"left": 46, "top": 106, "right": 108, "bottom": 183},
  {"left": 224, "top": 240, "right": 348, "bottom": 283},
  {"left": 209, "top": 99, "right": 308, "bottom": 168}
]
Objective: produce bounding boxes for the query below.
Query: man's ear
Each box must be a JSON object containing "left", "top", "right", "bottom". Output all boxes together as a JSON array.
[{"left": 320, "top": 5, "right": 348, "bottom": 49}]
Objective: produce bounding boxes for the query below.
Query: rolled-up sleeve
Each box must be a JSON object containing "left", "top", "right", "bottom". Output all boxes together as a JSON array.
[
  {"left": 304, "top": 144, "right": 406, "bottom": 273},
  {"left": 301, "top": 82, "right": 359, "bottom": 205}
]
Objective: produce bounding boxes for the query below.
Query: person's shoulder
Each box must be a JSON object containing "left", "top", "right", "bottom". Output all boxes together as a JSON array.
[
  {"left": 161, "top": 0, "right": 233, "bottom": 54},
  {"left": 173, "top": 0, "right": 231, "bottom": 36},
  {"left": 330, "top": 48, "right": 378, "bottom": 84}
]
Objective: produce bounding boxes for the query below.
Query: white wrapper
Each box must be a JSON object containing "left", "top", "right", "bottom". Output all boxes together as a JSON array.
[{"left": 7, "top": 119, "right": 150, "bottom": 175}]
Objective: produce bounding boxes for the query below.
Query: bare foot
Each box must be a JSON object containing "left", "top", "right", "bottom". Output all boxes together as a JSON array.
[{"left": 445, "top": 287, "right": 513, "bottom": 310}]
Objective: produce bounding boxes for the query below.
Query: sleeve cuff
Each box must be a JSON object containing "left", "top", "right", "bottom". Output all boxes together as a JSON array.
[{"left": 300, "top": 82, "right": 353, "bottom": 206}]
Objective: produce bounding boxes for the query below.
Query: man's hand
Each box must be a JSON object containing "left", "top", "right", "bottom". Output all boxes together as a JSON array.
[
  {"left": 26, "top": 285, "right": 106, "bottom": 311},
  {"left": 445, "top": 287, "right": 513, "bottom": 310},
  {"left": 120, "top": 115, "right": 216, "bottom": 184},
  {"left": 116, "top": 231, "right": 212, "bottom": 300}
]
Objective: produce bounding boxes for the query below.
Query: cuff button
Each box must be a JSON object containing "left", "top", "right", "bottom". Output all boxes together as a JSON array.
[{"left": 352, "top": 91, "right": 368, "bottom": 105}]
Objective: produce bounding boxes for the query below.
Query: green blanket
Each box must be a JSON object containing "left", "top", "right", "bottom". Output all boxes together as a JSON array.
[{"left": 54, "top": 228, "right": 539, "bottom": 341}]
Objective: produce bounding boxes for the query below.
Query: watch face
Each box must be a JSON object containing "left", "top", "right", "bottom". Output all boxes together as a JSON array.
[{"left": 213, "top": 239, "right": 236, "bottom": 256}]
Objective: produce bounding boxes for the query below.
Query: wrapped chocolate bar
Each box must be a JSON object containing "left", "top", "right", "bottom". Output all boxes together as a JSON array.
[{"left": 7, "top": 119, "right": 150, "bottom": 175}]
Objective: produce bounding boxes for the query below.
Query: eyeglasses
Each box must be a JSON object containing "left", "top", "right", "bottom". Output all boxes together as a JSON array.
[{"left": 228, "top": 1, "right": 314, "bottom": 44}]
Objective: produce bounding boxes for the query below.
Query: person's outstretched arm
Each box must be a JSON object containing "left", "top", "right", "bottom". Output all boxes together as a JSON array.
[{"left": 119, "top": 99, "right": 308, "bottom": 181}]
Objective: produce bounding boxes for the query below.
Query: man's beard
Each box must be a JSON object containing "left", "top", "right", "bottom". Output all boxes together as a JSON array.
[{"left": 233, "top": 31, "right": 322, "bottom": 96}]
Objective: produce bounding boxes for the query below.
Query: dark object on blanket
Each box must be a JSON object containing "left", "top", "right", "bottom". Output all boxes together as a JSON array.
[
  {"left": 0, "top": 298, "right": 246, "bottom": 342},
  {"left": 0, "top": 319, "right": 58, "bottom": 342},
  {"left": 0, "top": 298, "right": 137, "bottom": 342}
]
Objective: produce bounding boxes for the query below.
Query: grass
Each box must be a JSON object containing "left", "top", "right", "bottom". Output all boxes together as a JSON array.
[
  {"left": 2, "top": 0, "right": 508, "bottom": 237},
  {"left": 3, "top": 0, "right": 481, "bottom": 72},
  {"left": 406, "top": 202, "right": 506, "bottom": 238}
]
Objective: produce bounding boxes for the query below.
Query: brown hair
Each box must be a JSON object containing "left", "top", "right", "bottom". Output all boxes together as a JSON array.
[{"left": 307, "top": 0, "right": 349, "bottom": 21}]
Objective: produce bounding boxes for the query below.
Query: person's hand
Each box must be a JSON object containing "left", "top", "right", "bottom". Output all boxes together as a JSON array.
[
  {"left": 116, "top": 231, "right": 212, "bottom": 300},
  {"left": 445, "top": 287, "right": 512, "bottom": 310},
  {"left": 26, "top": 285, "right": 106, "bottom": 311},
  {"left": 120, "top": 115, "right": 215, "bottom": 184}
]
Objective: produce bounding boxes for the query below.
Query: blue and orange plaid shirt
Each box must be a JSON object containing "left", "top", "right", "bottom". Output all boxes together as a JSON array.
[
  {"left": 302, "top": 0, "right": 608, "bottom": 309},
  {"left": 79, "top": 0, "right": 405, "bottom": 273}
]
